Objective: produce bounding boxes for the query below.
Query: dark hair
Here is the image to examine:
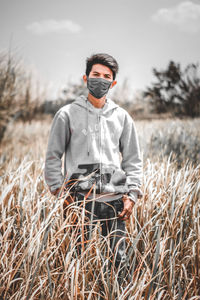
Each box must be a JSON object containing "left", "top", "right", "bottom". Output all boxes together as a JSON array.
[{"left": 85, "top": 53, "right": 119, "bottom": 80}]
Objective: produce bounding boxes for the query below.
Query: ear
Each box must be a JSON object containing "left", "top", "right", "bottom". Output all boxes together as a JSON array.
[
  {"left": 110, "top": 80, "right": 117, "bottom": 89},
  {"left": 83, "top": 75, "right": 87, "bottom": 83}
]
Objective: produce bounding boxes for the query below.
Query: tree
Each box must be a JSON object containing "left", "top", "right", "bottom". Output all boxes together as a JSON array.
[{"left": 144, "top": 61, "right": 200, "bottom": 117}]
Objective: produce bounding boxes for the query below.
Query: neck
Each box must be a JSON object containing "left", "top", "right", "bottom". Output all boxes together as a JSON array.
[{"left": 87, "top": 93, "right": 106, "bottom": 108}]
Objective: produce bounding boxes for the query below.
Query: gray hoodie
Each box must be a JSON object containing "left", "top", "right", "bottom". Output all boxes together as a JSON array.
[{"left": 44, "top": 95, "right": 143, "bottom": 201}]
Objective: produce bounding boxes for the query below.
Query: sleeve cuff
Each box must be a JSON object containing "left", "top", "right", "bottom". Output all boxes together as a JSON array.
[{"left": 128, "top": 191, "right": 138, "bottom": 203}]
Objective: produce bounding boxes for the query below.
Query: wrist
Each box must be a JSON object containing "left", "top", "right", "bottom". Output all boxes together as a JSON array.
[{"left": 123, "top": 194, "right": 135, "bottom": 205}]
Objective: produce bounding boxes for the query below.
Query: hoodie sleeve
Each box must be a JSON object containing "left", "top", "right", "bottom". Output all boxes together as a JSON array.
[
  {"left": 44, "top": 109, "right": 70, "bottom": 192},
  {"left": 119, "top": 111, "right": 143, "bottom": 200}
]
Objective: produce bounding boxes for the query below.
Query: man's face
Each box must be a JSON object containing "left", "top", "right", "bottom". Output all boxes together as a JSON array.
[{"left": 83, "top": 64, "right": 117, "bottom": 88}]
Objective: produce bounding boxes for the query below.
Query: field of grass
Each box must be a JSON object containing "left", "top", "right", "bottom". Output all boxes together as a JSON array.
[{"left": 0, "top": 118, "right": 200, "bottom": 299}]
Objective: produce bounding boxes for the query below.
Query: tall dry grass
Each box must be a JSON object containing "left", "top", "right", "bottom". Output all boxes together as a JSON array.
[
  {"left": 0, "top": 119, "right": 200, "bottom": 299},
  {"left": 137, "top": 118, "right": 200, "bottom": 167}
]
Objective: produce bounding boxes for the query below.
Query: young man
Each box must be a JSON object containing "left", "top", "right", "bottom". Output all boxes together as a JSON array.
[{"left": 44, "top": 53, "right": 143, "bottom": 269}]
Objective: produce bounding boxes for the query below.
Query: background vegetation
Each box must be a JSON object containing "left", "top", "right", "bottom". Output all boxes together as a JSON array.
[
  {"left": 144, "top": 61, "right": 200, "bottom": 117},
  {"left": 0, "top": 51, "right": 45, "bottom": 144}
]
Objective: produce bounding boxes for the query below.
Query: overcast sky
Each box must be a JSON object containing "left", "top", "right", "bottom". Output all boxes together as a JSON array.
[{"left": 0, "top": 0, "right": 200, "bottom": 98}]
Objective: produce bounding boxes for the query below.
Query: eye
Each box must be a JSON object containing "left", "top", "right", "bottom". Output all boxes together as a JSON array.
[{"left": 93, "top": 72, "right": 100, "bottom": 77}]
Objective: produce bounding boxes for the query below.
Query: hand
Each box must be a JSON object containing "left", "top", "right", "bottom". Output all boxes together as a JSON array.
[
  {"left": 51, "top": 188, "right": 62, "bottom": 197},
  {"left": 118, "top": 194, "right": 135, "bottom": 220}
]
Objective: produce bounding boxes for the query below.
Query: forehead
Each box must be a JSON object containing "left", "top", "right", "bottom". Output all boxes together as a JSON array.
[{"left": 90, "top": 64, "right": 113, "bottom": 76}]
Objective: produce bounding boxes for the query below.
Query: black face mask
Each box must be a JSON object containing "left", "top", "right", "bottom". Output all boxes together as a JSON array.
[{"left": 87, "top": 77, "right": 112, "bottom": 99}]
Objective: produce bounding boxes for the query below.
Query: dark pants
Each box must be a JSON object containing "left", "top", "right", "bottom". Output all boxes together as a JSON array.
[{"left": 75, "top": 195, "right": 127, "bottom": 269}]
